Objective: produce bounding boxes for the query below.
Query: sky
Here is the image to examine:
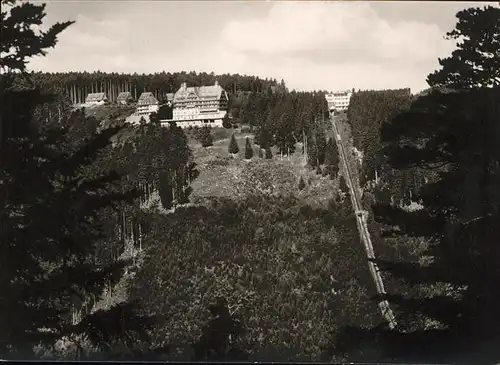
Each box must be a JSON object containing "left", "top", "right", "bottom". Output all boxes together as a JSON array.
[{"left": 28, "top": 0, "right": 496, "bottom": 94}]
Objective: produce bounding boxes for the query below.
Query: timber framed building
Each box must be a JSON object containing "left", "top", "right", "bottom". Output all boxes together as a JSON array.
[
  {"left": 85, "top": 92, "right": 108, "bottom": 106},
  {"left": 136, "top": 92, "right": 159, "bottom": 116},
  {"left": 117, "top": 91, "right": 134, "bottom": 105},
  {"left": 161, "top": 81, "right": 228, "bottom": 128}
]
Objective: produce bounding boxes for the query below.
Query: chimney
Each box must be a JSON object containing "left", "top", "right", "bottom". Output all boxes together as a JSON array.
[
  {"left": 214, "top": 80, "right": 219, "bottom": 86},
  {"left": 181, "top": 82, "right": 187, "bottom": 90}
]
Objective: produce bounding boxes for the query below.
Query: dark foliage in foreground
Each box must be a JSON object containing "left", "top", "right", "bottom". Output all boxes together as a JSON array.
[
  {"left": 129, "top": 196, "right": 382, "bottom": 361},
  {"left": 333, "top": 6, "right": 500, "bottom": 363}
]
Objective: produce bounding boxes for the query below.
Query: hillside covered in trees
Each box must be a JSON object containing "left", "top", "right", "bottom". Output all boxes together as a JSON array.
[
  {"left": 3, "top": 0, "right": 498, "bottom": 363},
  {"left": 0, "top": 1, "right": 359, "bottom": 361}
]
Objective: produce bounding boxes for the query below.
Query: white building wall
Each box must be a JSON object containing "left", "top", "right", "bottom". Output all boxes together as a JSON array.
[
  {"left": 85, "top": 100, "right": 106, "bottom": 107},
  {"left": 135, "top": 104, "right": 159, "bottom": 115},
  {"left": 326, "top": 91, "right": 353, "bottom": 112},
  {"left": 163, "top": 110, "right": 226, "bottom": 129},
  {"left": 168, "top": 103, "right": 227, "bottom": 129},
  {"left": 175, "top": 119, "right": 224, "bottom": 129}
]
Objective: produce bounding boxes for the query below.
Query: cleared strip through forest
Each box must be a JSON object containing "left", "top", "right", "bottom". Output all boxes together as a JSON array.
[{"left": 330, "top": 114, "right": 397, "bottom": 329}]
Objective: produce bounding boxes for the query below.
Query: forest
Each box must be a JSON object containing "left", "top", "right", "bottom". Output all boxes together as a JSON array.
[
  {"left": 1, "top": 0, "right": 499, "bottom": 363},
  {"left": 19, "top": 71, "right": 282, "bottom": 105}
]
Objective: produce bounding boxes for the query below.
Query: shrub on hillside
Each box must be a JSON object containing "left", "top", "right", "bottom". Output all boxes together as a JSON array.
[
  {"left": 228, "top": 134, "right": 240, "bottom": 154},
  {"left": 187, "top": 126, "right": 200, "bottom": 140},
  {"left": 265, "top": 147, "right": 272, "bottom": 159},
  {"left": 199, "top": 126, "right": 213, "bottom": 147},
  {"left": 222, "top": 113, "right": 232, "bottom": 129},
  {"left": 244, "top": 137, "right": 253, "bottom": 159},
  {"left": 298, "top": 176, "right": 306, "bottom": 191}
]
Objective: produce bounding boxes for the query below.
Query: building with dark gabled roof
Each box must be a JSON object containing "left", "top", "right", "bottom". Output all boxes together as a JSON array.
[
  {"left": 135, "top": 92, "right": 159, "bottom": 116},
  {"left": 85, "top": 92, "right": 108, "bottom": 106},
  {"left": 162, "top": 80, "right": 228, "bottom": 128},
  {"left": 116, "top": 91, "right": 134, "bottom": 105}
]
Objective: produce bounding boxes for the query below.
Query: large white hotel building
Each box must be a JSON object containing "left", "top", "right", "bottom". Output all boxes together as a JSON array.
[
  {"left": 325, "top": 89, "right": 354, "bottom": 113},
  {"left": 161, "top": 81, "right": 228, "bottom": 128}
]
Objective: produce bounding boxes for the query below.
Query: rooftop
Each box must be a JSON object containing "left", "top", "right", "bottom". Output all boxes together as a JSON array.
[
  {"left": 137, "top": 92, "right": 159, "bottom": 106},
  {"left": 86, "top": 92, "right": 107, "bottom": 102},
  {"left": 327, "top": 90, "right": 353, "bottom": 97},
  {"left": 173, "top": 81, "right": 227, "bottom": 103},
  {"left": 117, "top": 91, "right": 133, "bottom": 101}
]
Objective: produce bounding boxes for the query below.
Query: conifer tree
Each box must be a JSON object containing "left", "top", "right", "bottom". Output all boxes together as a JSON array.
[
  {"left": 307, "top": 132, "right": 318, "bottom": 168},
  {"left": 265, "top": 147, "right": 273, "bottom": 159},
  {"left": 1, "top": 0, "right": 151, "bottom": 357},
  {"left": 316, "top": 127, "right": 328, "bottom": 165},
  {"left": 427, "top": 5, "right": 500, "bottom": 89},
  {"left": 2, "top": 92, "right": 152, "bottom": 357},
  {"left": 228, "top": 133, "right": 239, "bottom": 154},
  {"left": 222, "top": 113, "right": 231, "bottom": 129},
  {"left": 298, "top": 176, "right": 306, "bottom": 191},
  {"left": 324, "top": 138, "right": 340, "bottom": 179},
  {"left": 0, "top": 0, "right": 74, "bottom": 74},
  {"left": 158, "top": 171, "right": 174, "bottom": 210},
  {"left": 199, "top": 126, "right": 213, "bottom": 147},
  {"left": 244, "top": 137, "right": 253, "bottom": 159}
]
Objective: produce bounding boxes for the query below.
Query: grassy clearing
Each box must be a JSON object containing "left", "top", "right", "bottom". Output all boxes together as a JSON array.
[
  {"left": 84, "top": 105, "right": 136, "bottom": 125},
  {"left": 187, "top": 127, "right": 250, "bottom": 149},
  {"left": 190, "top": 131, "right": 339, "bottom": 209}
]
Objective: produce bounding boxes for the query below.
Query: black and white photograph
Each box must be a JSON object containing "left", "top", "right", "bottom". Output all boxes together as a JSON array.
[{"left": 1, "top": 0, "right": 499, "bottom": 363}]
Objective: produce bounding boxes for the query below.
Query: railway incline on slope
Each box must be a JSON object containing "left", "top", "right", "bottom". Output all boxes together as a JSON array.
[{"left": 331, "top": 114, "right": 397, "bottom": 329}]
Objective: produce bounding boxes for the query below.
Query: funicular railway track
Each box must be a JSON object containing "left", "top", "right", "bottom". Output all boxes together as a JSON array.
[{"left": 331, "top": 114, "right": 397, "bottom": 329}]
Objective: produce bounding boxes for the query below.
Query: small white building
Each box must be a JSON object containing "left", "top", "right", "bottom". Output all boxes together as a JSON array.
[
  {"left": 116, "top": 91, "right": 134, "bottom": 105},
  {"left": 136, "top": 92, "right": 159, "bottom": 116},
  {"left": 85, "top": 92, "right": 108, "bottom": 106},
  {"left": 161, "top": 80, "right": 228, "bottom": 129},
  {"left": 325, "top": 90, "right": 353, "bottom": 112}
]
